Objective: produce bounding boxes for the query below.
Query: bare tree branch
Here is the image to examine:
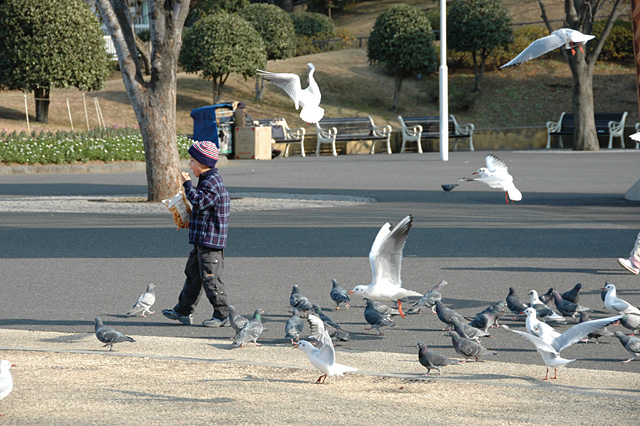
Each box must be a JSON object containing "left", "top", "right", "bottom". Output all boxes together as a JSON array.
[{"left": 537, "top": 0, "right": 554, "bottom": 32}]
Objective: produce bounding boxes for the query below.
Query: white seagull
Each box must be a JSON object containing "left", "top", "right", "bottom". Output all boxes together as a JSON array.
[
  {"left": 0, "top": 360, "right": 14, "bottom": 404},
  {"left": 349, "top": 215, "right": 422, "bottom": 318},
  {"left": 504, "top": 314, "right": 622, "bottom": 380},
  {"left": 523, "top": 307, "right": 561, "bottom": 342},
  {"left": 256, "top": 63, "right": 324, "bottom": 124},
  {"left": 459, "top": 154, "right": 522, "bottom": 204},
  {"left": 500, "top": 28, "right": 595, "bottom": 69},
  {"left": 602, "top": 283, "right": 640, "bottom": 316},
  {"left": 529, "top": 290, "right": 566, "bottom": 323},
  {"left": 295, "top": 314, "right": 357, "bottom": 384}
]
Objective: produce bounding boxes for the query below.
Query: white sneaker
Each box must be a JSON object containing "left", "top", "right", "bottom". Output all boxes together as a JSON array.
[{"left": 618, "top": 258, "right": 640, "bottom": 275}]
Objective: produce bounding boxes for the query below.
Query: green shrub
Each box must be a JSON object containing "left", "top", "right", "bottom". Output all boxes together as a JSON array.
[
  {"left": 593, "top": 20, "right": 633, "bottom": 62},
  {"left": 240, "top": 3, "right": 296, "bottom": 60},
  {"left": 292, "top": 12, "right": 335, "bottom": 39}
]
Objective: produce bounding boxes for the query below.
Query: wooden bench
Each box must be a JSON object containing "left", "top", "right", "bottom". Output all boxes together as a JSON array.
[
  {"left": 315, "top": 116, "right": 392, "bottom": 156},
  {"left": 254, "top": 118, "right": 306, "bottom": 157},
  {"left": 397, "top": 115, "right": 474, "bottom": 153},
  {"left": 546, "top": 112, "right": 628, "bottom": 149}
]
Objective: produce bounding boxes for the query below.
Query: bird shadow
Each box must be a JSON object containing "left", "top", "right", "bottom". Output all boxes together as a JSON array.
[
  {"left": 441, "top": 266, "right": 620, "bottom": 275},
  {"left": 39, "top": 333, "right": 94, "bottom": 343},
  {"left": 106, "top": 388, "right": 235, "bottom": 404}
]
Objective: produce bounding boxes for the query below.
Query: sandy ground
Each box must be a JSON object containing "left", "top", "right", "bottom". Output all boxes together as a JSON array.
[{"left": 1, "top": 328, "right": 639, "bottom": 425}]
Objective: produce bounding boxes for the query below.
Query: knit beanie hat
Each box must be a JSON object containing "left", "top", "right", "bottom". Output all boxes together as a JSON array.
[{"left": 188, "top": 140, "right": 219, "bottom": 168}]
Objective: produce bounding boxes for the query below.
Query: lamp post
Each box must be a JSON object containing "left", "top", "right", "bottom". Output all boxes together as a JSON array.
[{"left": 439, "top": 0, "right": 449, "bottom": 161}]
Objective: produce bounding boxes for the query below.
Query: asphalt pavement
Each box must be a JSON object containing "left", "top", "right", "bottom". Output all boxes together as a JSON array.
[{"left": 1, "top": 150, "right": 640, "bottom": 374}]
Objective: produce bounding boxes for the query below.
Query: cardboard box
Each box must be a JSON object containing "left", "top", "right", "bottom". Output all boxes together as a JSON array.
[{"left": 234, "top": 126, "right": 272, "bottom": 160}]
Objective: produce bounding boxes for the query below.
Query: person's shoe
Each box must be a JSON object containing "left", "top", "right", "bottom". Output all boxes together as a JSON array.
[
  {"left": 162, "top": 309, "right": 193, "bottom": 325},
  {"left": 202, "top": 317, "right": 230, "bottom": 327},
  {"left": 618, "top": 258, "right": 640, "bottom": 275}
]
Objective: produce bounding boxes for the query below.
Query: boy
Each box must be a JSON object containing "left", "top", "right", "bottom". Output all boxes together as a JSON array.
[{"left": 162, "top": 140, "right": 231, "bottom": 326}]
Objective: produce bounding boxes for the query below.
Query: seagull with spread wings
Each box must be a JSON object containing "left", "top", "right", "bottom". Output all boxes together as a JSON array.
[{"left": 459, "top": 154, "right": 522, "bottom": 204}]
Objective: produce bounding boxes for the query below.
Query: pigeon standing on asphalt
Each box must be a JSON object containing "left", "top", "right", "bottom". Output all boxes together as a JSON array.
[
  {"left": 449, "top": 331, "right": 498, "bottom": 362},
  {"left": 285, "top": 308, "right": 304, "bottom": 343},
  {"left": 368, "top": 299, "right": 401, "bottom": 317},
  {"left": 94, "top": 317, "right": 135, "bottom": 351},
  {"left": 470, "top": 303, "right": 505, "bottom": 331},
  {"left": 503, "top": 315, "right": 622, "bottom": 380},
  {"left": 232, "top": 309, "right": 265, "bottom": 348},
  {"left": 602, "top": 283, "right": 640, "bottom": 316},
  {"left": 0, "top": 360, "right": 14, "bottom": 403},
  {"left": 363, "top": 299, "right": 396, "bottom": 335},
  {"left": 613, "top": 331, "right": 640, "bottom": 363},
  {"left": 295, "top": 314, "right": 357, "bottom": 383},
  {"left": 228, "top": 305, "right": 249, "bottom": 338},
  {"left": 529, "top": 290, "right": 566, "bottom": 323},
  {"left": 579, "top": 312, "right": 614, "bottom": 343},
  {"left": 620, "top": 314, "right": 640, "bottom": 335},
  {"left": 290, "top": 285, "right": 313, "bottom": 313},
  {"left": 506, "top": 287, "right": 528, "bottom": 318},
  {"left": 126, "top": 283, "right": 156, "bottom": 317},
  {"left": 560, "top": 283, "right": 583, "bottom": 304},
  {"left": 330, "top": 279, "right": 351, "bottom": 310},
  {"left": 417, "top": 342, "right": 462, "bottom": 376},
  {"left": 434, "top": 301, "right": 468, "bottom": 330},
  {"left": 451, "top": 316, "right": 491, "bottom": 341},
  {"left": 549, "top": 289, "right": 590, "bottom": 319},
  {"left": 349, "top": 215, "right": 422, "bottom": 318},
  {"left": 458, "top": 154, "right": 522, "bottom": 204},
  {"left": 407, "top": 280, "right": 448, "bottom": 314},
  {"left": 441, "top": 184, "right": 459, "bottom": 193}
]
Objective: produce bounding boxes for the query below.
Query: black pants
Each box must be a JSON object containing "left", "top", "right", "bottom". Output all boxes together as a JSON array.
[{"left": 174, "top": 245, "right": 229, "bottom": 320}]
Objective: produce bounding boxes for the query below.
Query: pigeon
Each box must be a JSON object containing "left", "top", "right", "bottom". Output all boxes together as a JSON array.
[
  {"left": 613, "top": 331, "right": 640, "bottom": 363},
  {"left": 602, "top": 283, "right": 640, "bottom": 316},
  {"left": 257, "top": 63, "right": 324, "bottom": 124},
  {"left": 229, "top": 305, "right": 249, "bottom": 338},
  {"left": 330, "top": 279, "right": 350, "bottom": 309},
  {"left": 579, "top": 312, "right": 614, "bottom": 343},
  {"left": 94, "top": 317, "right": 135, "bottom": 351},
  {"left": 451, "top": 316, "right": 491, "bottom": 341},
  {"left": 406, "top": 280, "right": 448, "bottom": 314},
  {"left": 363, "top": 299, "right": 396, "bottom": 335},
  {"left": 470, "top": 303, "right": 505, "bottom": 331},
  {"left": 523, "top": 307, "right": 560, "bottom": 342},
  {"left": 441, "top": 184, "right": 459, "bottom": 193},
  {"left": 500, "top": 28, "right": 595, "bottom": 69},
  {"left": 503, "top": 315, "right": 622, "bottom": 380},
  {"left": 549, "top": 289, "right": 590, "bottom": 319},
  {"left": 368, "top": 299, "right": 401, "bottom": 317},
  {"left": 126, "top": 283, "right": 156, "bottom": 317},
  {"left": 232, "top": 309, "right": 265, "bottom": 348},
  {"left": 285, "top": 308, "right": 304, "bottom": 342},
  {"left": 506, "top": 287, "right": 528, "bottom": 318},
  {"left": 295, "top": 314, "right": 357, "bottom": 383},
  {"left": 449, "top": 331, "right": 498, "bottom": 362},
  {"left": 349, "top": 215, "right": 422, "bottom": 318},
  {"left": 289, "top": 285, "right": 313, "bottom": 313},
  {"left": 417, "top": 343, "right": 462, "bottom": 376},
  {"left": 620, "top": 314, "right": 640, "bottom": 335},
  {"left": 311, "top": 304, "right": 343, "bottom": 330},
  {"left": 560, "top": 283, "right": 583, "bottom": 304},
  {"left": 529, "top": 290, "right": 565, "bottom": 323},
  {"left": 434, "top": 301, "right": 468, "bottom": 330},
  {"left": 458, "top": 154, "right": 522, "bottom": 204},
  {"left": 0, "top": 360, "right": 14, "bottom": 404}
]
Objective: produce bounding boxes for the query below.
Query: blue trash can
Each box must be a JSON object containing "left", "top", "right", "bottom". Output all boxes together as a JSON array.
[{"left": 190, "top": 103, "right": 240, "bottom": 156}]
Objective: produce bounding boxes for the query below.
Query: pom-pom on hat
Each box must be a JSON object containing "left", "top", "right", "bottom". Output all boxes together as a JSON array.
[{"left": 188, "top": 140, "right": 219, "bottom": 168}]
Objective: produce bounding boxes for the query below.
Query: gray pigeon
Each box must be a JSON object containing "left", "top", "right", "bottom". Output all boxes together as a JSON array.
[
  {"left": 330, "top": 279, "right": 351, "bottom": 309},
  {"left": 550, "top": 289, "right": 590, "bottom": 319},
  {"left": 369, "top": 299, "right": 401, "bottom": 317},
  {"left": 441, "top": 183, "right": 459, "bottom": 193},
  {"left": 309, "top": 304, "right": 350, "bottom": 341},
  {"left": 470, "top": 303, "right": 504, "bottom": 331},
  {"left": 529, "top": 290, "right": 566, "bottom": 323},
  {"left": 364, "top": 299, "right": 396, "bottom": 335},
  {"left": 126, "top": 283, "right": 156, "bottom": 317},
  {"left": 506, "top": 287, "right": 528, "bottom": 318},
  {"left": 417, "top": 342, "right": 462, "bottom": 376},
  {"left": 620, "top": 313, "right": 640, "bottom": 335},
  {"left": 614, "top": 331, "right": 640, "bottom": 363},
  {"left": 94, "top": 317, "right": 135, "bottom": 351},
  {"left": 407, "top": 280, "right": 448, "bottom": 314},
  {"left": 232, "top": 309, "right": 264, "bottom": 348},
  {"left": 560, "top": 283, "right": 583, "bottom": 304},
  {"left": 285, "top": 308, "right": 304, "bottom": 342},
  {"left": 229, "top": 305, "right": 249, "bottom": 337},
  {"left": 311, "top": 304, "right": 342, "bottom": 329},
  {"left": 290, "top": 285, "right": 313, "bottom": 312},
  {"left": 434, "top": 301, "right": 468, "bottom": 330},
  {"left": 449, "top": 331, "right": 498, "bottom": 362},
  {"left": 579, "top": 311, "right": 614, "bottom": 343},
  {"left": 451, "top": 316, "right": 491, "bottom": 341}
]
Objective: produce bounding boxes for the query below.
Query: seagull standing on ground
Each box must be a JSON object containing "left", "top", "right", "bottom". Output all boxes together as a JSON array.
[
  {"left": 0, "top": 360, "right": 14, "bottom": 403},
  {"left": 459, "top": 154, "right": 522, "bottom": 204},
  {"left": 349, "top": 215, "right": 422, "bottom": 318},
  {"left": 602, "top": 283, "right": 640, "bottom": 316},
  {"left": 256, "top": 63, "right": 324, "bottom": 124},
  {"left": 500, "top": 28, "right": 595, "bottom": 69}
]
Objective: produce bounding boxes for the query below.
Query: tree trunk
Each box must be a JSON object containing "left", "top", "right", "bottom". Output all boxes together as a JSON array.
[
  {"left": 391, "top": 75, "right": 403, "bottom": 111},
  {"left": 568, "top": 51, "right": 598, "bottom": 150},
  {"left": 34, "top": 87, "right": 50, "bottom": 123},
  {"left": 255, "top": 75, "right": 265, "bottom": 102},
  {"left": 134, "top": 36, "right": 151, "bottom": 76}
]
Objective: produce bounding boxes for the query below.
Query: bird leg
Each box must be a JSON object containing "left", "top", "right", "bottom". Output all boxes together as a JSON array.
[
  {"left": 504, "top": 192, "right": 509, "bottom": 204},
  {"left": 543, "top": 367, "right": 550, "bottom": 380},
  {"left": 552, "top": 368, "right": 558, "bottom": 379},
  {"left": 316, "top": 374, "right": 327, "bottom": 384},
  {"left": 622, "top": 358, "right": 633, "bottom": 363},
  {"left": 396, "top": 300, "right": 406, "bottom": 318}
]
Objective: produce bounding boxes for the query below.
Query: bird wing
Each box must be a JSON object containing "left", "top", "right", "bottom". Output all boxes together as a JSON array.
[
  {"left": 256, "top": 69, "right": 302, "bottom": 109},
  {"left": 307, "top": 314, "right": 335, "bottom": 366},
  {"left": 551, "top": 315, "right": 622, "bottom": 352},
  {"left": 133, "top": 291, "right": 155, "bottom": 309},
  {"left": 485, "top": 154, "right": 508, "bottom": 174},
  {"left": 97, "top": 326, "right": 129, "bottom": 344},
  {"left": 499, "top": 30, "right": 567, "bottom": 68},
  {"left": 370, "top": 215, "right": 412, "bottom": 287},
  {"left": 504, "top": 325, "right": 558, "bottom": 354}
]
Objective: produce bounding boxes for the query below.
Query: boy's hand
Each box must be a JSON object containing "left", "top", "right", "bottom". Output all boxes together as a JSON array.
[{"left": 180, "top": 172, "right": 191, "bottom": 183}]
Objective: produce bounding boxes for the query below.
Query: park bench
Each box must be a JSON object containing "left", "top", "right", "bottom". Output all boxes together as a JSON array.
[
  {"left": 254, "top": 118, "right": 307, "bottom": 157},
  {"left": 315, "top": 116, "right": 392, "bottom": 156},
  {"left": 397, "top": 115, "right": 475, "bottom": 153},
  {"left": 546, "top": 112, "right": 628, "bottom": 149}
]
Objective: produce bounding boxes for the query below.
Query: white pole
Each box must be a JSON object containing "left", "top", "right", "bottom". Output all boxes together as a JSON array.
[
  {"left": 83, "top": 93, "right": 90, "bottom": 130},
  {"left": 439, "top": 0, "right": 449, "bottom": 161},
  {"left": 24, "top": 94, "right": 31, "bottom": 135},
  {"left": 66, "top": 98, "right": 74, "bottom": 131}
]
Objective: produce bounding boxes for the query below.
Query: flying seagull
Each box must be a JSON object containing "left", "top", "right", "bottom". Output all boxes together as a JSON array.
[
  {"left": 459, "top": 154, "right": 522, "bottom": 204},
  {"left": 500, "top": 28, "right": 595, "bottom": 69},
  {"left": 257, "top": 63, "right": 324, "bottom": 124},
  {"left": 126, "top": 283, "right": 156, "bottom": 317},
  {"left": 349, "top": 215, "right": 422, "bottom": 318}
]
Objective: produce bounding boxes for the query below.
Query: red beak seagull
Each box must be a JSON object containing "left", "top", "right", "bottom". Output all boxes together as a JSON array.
[
  {"left": 459, "top": 154, "right": 522, "bottom": 204},
  {"left": 348, "top": 215, "right": 422, "bottom": 318}
]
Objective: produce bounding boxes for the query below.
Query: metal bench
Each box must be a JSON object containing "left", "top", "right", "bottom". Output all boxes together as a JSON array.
[
  {"left": 546, "top": 112, "right": 628, "bottom": 149},
  {"left": 254, "top": 118, "right": 306, "bottom": 157},
  {"left": 397, "top": 115, "right": 474, "bottom": 153},
  {"left": 315, "top": 116, "right": 392, "bottom": 156}
]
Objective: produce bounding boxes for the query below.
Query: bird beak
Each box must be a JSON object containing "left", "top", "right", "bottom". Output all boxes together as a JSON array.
[
  {"left": 472, "top": 172, "right": 478, "bottom": 175},
  {"left": 293, "top": 343, "right": 299, "bottom": 349},
  {"left": 347, "top": 291, "right": 355, "bottom": 295}
]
